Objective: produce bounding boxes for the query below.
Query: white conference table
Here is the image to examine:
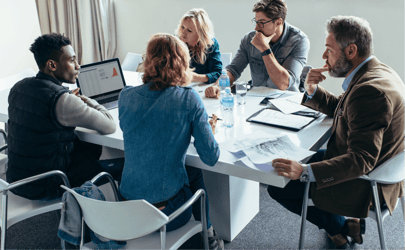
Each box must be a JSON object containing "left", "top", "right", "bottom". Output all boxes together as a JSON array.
[{"left": 0, "top": 71, "right": 333, "bottom": 241}]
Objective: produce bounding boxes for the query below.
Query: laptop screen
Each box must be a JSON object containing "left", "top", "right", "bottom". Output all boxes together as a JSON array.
[{"left": 76, "top": 58, "right": 126, "bottom": 99}]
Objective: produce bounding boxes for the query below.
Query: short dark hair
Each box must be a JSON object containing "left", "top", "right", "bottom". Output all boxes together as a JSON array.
[
  {"left": 326, "top": 16, "right": 373, "bottom": 58},
  {"left": 29, "top": 33, "right": 71, "bottom": 70},
  {"left": 252, "top": 0, "right": 287, "bottom": 22}
]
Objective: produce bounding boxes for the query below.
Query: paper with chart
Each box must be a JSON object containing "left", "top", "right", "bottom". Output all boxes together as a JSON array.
[
  {"left": 243, "top": 135, "right": 315, "bottom": 164},
  {"left": 246, "top": 86, "right": 285, "bottom": 98},
  {"left": 269, "top": 94, "right": 307, "bottom": 114},
  {"left": 222, "top": 131, "right": 315, "bottom": 172},
  {"left": 221, "top": 130, "right": 279, "bottom": 153}
]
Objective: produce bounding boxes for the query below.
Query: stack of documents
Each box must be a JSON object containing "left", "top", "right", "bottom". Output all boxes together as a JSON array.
[
  {"left": 221, "top": 131, "right": 315, "bottom": 173},
  {"left": 246, "top": 86, "right": 285, "bottom": 98}
]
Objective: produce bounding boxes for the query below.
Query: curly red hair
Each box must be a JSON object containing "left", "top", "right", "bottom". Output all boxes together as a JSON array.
[{"left": 142, "top": 34, "right": 192, "bottom": 90}]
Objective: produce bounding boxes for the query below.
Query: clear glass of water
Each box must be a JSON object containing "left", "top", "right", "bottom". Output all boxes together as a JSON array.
[{"left": 235, "top": 81, "right": 247, "bottom": 105}]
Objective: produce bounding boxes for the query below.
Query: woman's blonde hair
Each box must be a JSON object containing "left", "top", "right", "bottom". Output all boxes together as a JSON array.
[
  {"left": 175, "top": 8, "right": 215, "bottom": 65},
  {"left": 142, "top": 33, "right": 191, "bottom": 91}
]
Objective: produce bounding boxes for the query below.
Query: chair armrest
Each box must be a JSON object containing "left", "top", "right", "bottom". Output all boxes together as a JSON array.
[
  {"left": 0, "top": 144, "right": 6, "bottom": 153},
  {"left": 361, "top": 151, "right": 405, "bottom": 184},
  {"left": 1, "top": 170, "right": 70, "bottom": 192},
  {"left": 168, "top": 189, "right": 206, "bottom": 222},
  {"left": 90, "top": 172, "right": 120, "bottom": 201}
]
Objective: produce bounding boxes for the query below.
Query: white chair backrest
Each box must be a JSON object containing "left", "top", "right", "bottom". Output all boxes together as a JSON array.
[
  {"left": 0, "top": 68, "right": 36, "bottom": 92},
  {"left": 121, "top": 53, "right": 143, "bottom": 72},
  {"left": 0, "top": 178, "right": 8, "bottom": 191},
  {"left": 364, "top": 150, "right": 405, "bottom": 184},
  {"left": 221, "top": 53, "right": 232, "bottom": 69},
  {"left": 60, "top": 185, "right": 169, "bottom": 241}
]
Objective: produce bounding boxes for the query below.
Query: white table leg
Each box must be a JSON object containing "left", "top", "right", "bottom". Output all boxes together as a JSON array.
[{"left": 202, "top": 170, "right": 260, "bottom": 241}]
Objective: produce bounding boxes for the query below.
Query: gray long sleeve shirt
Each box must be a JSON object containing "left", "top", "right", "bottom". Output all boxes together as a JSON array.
[{"left": 55, "top": 93, "right": 116, "bottom": 134}]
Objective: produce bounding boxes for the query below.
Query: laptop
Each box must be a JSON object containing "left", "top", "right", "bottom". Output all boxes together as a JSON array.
[{"left": 76, "top": 58, "right": 126, "bottom": 110}]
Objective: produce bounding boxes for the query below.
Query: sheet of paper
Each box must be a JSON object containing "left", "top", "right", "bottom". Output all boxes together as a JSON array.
[
  {"left": 243, "top": 135, "right": 315, "bottom": 164},
  {"left": 221, "top": 131, "right": 279, "bottom": 153},
  {"left": 250, "top": 109, "right": 314, "bottom": 129},
  {"left": 246, "top": 86, "right": 285, "bottom": 97},
  {"left": 192, "top": 85, "right": 205, "bottom": 93},
  {"left": 269, "top": 94, "right": 307, "bottom": 114}
]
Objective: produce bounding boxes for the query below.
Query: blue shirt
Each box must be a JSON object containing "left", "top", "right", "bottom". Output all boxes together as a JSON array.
[
  {"left": 190, "top": 38, "right": 222, "bottom": 83},
  {"left": 118, "top": 84, "right": 220, "bottom": 203},
  {"left": 226, "top": 22, "right": 310, "bottom": 91}
]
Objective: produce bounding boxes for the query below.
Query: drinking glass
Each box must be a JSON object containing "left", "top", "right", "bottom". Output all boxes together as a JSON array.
[{"left": 235, "top": 81, "right": 247, "bottom": 105}]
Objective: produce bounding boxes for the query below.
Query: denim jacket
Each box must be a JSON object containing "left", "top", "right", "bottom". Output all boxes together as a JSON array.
[
  {"left": 58, "top": 181, "right": 126, "bottom": 249},
  {"left": 226, "top": 22, "right": 309, "bottom": 91},
  {"left": 190, "top": 37, "right": 222, "bottom": 83},
  {"left": 118, "top": 83, "right": 220, "bottom": 204}
]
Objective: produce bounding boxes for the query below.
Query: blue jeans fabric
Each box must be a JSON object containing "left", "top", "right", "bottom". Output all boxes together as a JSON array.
[
  {"left": 267, "top": 150, "right": 346, "bottom": 236},
  {"left": 161, "top": 185, "right": 193, "bottom": 232},
  {"left": 161, "top": 166, "right": 212, "bottom": 232},
  {"left": 186, "top": 165, "right": 212, "bottom": 229}
]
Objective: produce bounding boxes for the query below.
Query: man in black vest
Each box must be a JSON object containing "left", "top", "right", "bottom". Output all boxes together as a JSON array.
[{"left": 7, "top": 33, "right": 123, "bottom": 200}]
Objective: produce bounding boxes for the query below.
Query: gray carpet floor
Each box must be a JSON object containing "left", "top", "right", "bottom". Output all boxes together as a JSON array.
[{"left": 2, "top": 184, "right": 404, "bottom": 249}]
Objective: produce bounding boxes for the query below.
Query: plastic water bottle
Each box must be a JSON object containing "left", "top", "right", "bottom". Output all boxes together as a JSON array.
[
  {"left": 221, "top": 87, "right": 234, "bottom": 128},
  {"left": 218, "top": 70, "right": 230, "bottom": 101}
]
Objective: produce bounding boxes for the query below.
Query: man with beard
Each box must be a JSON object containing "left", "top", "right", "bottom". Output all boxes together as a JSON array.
[
  {"left": 267, "top": 16, "right": 404, "bottom": 249},
  {"left": 205, "top": 0, "right": 309, "bottom": 98}
]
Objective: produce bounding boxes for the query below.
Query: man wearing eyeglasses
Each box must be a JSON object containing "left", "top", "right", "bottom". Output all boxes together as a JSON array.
[{"left": 205, "top": 0, "right": 309, "bottom": 98}]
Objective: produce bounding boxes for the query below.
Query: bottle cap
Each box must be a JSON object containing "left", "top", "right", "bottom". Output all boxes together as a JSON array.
[{"left": 222, "top": 69, "right": 227, "bottom": 75}]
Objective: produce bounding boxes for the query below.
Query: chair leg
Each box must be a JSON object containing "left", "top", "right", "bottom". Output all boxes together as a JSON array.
[
  {"left": 298, "top": 181, "right": 311, "bottom": 250},
  {"left": 371, "top": 181, "right": 386, "bottom": 249},
  {"left": 160, "top": 225, "right": 166, "bottom": 250},
  {"left": 201, "top": 191, "right": 208, "bottom": 250},
  {"left": 1, "top": 191, "right": 8, "bottom": 250},
  {"left": 401, "top": 195, "right": 405, "bottom": 222}
]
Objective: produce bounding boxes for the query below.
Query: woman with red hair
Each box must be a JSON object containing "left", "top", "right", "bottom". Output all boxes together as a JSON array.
[{"left": 118, "top": 34, "right": 224, "bottom": 249}]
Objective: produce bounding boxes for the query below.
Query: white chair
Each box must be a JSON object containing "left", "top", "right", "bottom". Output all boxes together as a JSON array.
[
  {"left": 60, "top": 172, "right": 208, "bottom": 250},
  {"left": 298, "top": 150, "right": 405, "bottom": 249},
  {"left": 0, "top": 170, "right": 70, "bottom": 250},
  {"left": 221, "top": 53, "right": 232, "bottom": 69},
  {"left": 0, "top": 68, "right": 36, "bottom": 92},
  {"left": 121, "top": 53, "right": 143, "bottom": 72}
]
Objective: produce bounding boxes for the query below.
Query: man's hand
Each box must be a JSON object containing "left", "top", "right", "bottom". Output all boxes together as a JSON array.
[
  {"left": 272, "top": 158, "right": 304, "bottom": 180},
  {"left": 305, "top": 66, "right": 329, "bottom": 95},
  {"left": 72, "top": 88, "right": 80, "bottom": 96},
  {"left": 209, "top": 114, "right": 218, "bottom": 134},
  {"left": 205, "top": 86, "right": 220, "bottom": 99},
  {"left": 251, "top": 31, "right": 275, "bottom": 52}
]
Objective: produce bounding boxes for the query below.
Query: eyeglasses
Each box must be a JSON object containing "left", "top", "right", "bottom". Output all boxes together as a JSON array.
[{"left": 251, "top": 18, "right": 277, "bottom": 28}]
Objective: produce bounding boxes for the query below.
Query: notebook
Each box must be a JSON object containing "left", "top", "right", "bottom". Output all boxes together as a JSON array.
[{"left": 76, "top": 58, "right": 126, "bottom": 110}]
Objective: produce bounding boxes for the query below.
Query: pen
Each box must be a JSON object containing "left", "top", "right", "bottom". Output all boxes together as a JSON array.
[{"left": 209, "top": 116, "right": 222, "bottom": 121}]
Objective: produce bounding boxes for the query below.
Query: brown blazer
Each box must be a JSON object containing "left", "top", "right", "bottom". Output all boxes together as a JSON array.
[{"left": 303, "top": 57, "right": 404, "bottom": 218}]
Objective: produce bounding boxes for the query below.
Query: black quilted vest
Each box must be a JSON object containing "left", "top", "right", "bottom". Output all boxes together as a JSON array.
[{"left": 6, "top": 72, "right": 76, "bottom": 199}]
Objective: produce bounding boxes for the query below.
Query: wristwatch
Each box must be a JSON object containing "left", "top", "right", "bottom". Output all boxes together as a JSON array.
[
  {"left": 261, "top": 48, "right": 272, "bottom": 56},
  {"left": 300, "top": 164, "right": 309, "bottom": 182}
]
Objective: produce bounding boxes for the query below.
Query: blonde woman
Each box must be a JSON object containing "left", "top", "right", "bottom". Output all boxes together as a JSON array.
[{"left": 176, "top": 8, "right": 222, "bottom": 83}]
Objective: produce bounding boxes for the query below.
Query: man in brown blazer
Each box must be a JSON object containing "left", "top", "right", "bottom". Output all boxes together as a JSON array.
[{"left": 267, "top": 16, "right": 404, "bottom": 249}]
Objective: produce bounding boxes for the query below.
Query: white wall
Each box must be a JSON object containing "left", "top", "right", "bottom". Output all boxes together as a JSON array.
[
  {"left": 0, "top": 0, "right": 41, "bottom": 78},
  {"left": 114, "top": 0, "right": 404, "bottom": 95}
]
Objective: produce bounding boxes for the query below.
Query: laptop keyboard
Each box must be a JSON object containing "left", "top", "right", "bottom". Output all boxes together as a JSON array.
[{"left": 98, "top": 96, "right": 118, "bottom": 104}]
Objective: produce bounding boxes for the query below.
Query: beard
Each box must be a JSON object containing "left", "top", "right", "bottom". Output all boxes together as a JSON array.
[{"left": 329, "top": 50, "right": 353, "bottom": 77}]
